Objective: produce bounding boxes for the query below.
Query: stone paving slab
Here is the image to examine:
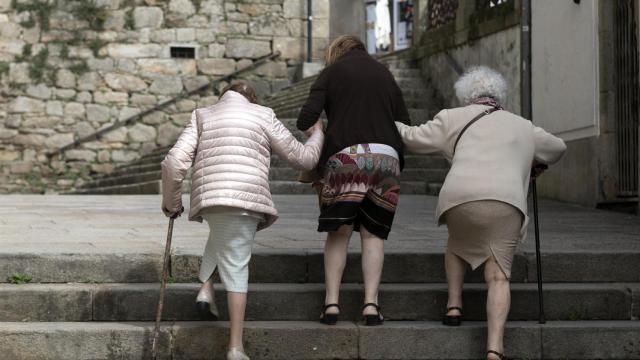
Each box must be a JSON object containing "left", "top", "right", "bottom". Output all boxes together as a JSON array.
[
  {"left": 0, "top": 321, "right": 638, "bottom": 359},
  {"left": 0, "top": 283, "right": 632, "bottom": 322}
]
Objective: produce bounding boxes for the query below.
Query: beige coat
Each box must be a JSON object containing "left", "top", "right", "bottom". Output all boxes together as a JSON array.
[
  {"left": 161, "top": 91, "right": 324, "bottom": 230},
  {"left": 396, "top": 104, "right": 566, "bottom": 239}
]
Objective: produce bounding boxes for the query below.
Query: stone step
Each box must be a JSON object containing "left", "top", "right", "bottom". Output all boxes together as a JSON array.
[
  {"left": 171, "top": 248, "right": 640, "bottom": 284},
  {"left": 269, "top": 168, "right": 447, "bottom": 183},
  {"left": 73, "top": 178, "right": 441, "bottom": 195},
  {"left": 273, "top": 98, "right": 431, "bottom": 118},
  {"left": 390, "top": 68, "right": 422, "bottom": 77},
  {"left": 270, "top": 90, "right": 431, "bottom": 113},
  {"left": 0, "top": 283, "right": 634, "bottom": 322},
  {"left": 84, "top": 170, "right": 162, "bottom": 189},
  {"left": 0, "top": 321, "right": 638, "bottom": 359},
  {"left": 72, "top": 180, "right": 161, "bottom": 195},
  {"left": 5, "top": 246, "right": 640, "bottom": 285}
]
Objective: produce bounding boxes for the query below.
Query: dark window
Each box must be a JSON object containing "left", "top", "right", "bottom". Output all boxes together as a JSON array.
[{"left": 170, "top": 46, "right": 196, "bottom": 59}]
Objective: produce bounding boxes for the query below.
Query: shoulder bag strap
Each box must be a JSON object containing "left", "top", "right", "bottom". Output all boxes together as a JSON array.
[{"left": 452, "top": 107, "right": 501, "bottom": 157}]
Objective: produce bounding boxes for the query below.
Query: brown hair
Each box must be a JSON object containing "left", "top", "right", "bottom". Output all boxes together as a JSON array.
[
  {"left": 325, "top": 35, "right": 366, "bottom": 65},
  {"left": 220, "top": 81, "right": 258, "bottom": 104}
]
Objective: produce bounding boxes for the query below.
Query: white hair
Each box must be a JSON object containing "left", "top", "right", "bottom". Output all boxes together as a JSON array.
[{"left": 454, "top": 66, "right": 508, "bottom": 105}]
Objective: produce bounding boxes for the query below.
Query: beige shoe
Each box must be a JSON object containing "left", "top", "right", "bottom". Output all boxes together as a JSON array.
[
  {"left": 195, "top": 281, "right": 219, "bottom": 320},
  {"left": 227, "top": 348, "right": 250, "bottom": 360}
]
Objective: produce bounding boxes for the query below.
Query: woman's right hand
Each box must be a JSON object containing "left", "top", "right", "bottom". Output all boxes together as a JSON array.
[{"left": 307, "top": 119, "right": 324, "bottom": 136}]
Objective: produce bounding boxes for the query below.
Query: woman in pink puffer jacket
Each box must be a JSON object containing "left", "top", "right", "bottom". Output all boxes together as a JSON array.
[{"left": 161, "top": 82, "right": 323, "bottom": 360}]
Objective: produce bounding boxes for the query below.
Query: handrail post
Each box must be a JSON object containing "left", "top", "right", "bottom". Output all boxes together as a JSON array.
[{"left": 307, "top": 0, "right": 313, "bottom": 62}]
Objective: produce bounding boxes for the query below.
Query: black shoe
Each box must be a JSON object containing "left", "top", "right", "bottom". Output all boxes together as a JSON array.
[
  {"left": 362, "top": 303, "right": 384, "bottom": 326},
  {"left": 320, "top": 303, "right": 340, "bottom": 325},
  {"left": 196, "top": 301, "right": 219, "bottom": 321},
  {"left": 442, "top": 306, "right": 463, "bottom": 326},
  {"left": 487, "top": 350, "right": 508, "bottom": 360}
]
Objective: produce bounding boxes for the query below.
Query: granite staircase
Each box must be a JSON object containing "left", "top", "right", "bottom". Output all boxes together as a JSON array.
[
  {"left": 71, "top": 53, "right": 448, "bottom": 195},
  {"left": 0, "top": 201, "right": 639, "bottom": 359}
]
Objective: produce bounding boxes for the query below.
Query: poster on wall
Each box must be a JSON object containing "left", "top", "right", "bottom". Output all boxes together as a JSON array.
[
  {"left": 366, "top": 1, "right": 377, "bottom": 54},
  {"left": 393, "top": 0, "right": 413, "bottom": 50}
]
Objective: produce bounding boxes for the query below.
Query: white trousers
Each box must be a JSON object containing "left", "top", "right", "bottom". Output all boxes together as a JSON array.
[{"left": 199, "top": 213, "right": 260, "bottom": 293}]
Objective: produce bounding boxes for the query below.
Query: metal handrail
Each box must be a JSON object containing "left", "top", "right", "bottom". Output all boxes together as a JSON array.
[{"left": 47, "top": 51, "right": 281, "bottom": 158}]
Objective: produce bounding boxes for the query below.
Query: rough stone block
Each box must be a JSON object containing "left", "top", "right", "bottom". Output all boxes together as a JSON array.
[
  {"left": 46, "top": 101, "right": 64, "bottom": 117},
  {"left": 104, "top": 73, "right": 148, "bottom": 92},
  {"left": 25, "top": 84, "right": 52, "bottom": 100},
  {"left": 176, "top": 27, "right": 196, "bottom": 42},
  {"left": 225, "top": 38, "right": 271, "bottom": 59},
  {"left": 255, "top": 61, "right": 288, "bottom": 77},
  {"left": 169, "top": 0, "right": 196, "bottom": 16},
  {"left": 8, "top": 63, "right": 30, "bottom": 84},
  {"left": 273, "top": 37, "right": 304, "bottom": 60},
  {"left": 65, "top": 150, "right": 96, "bottom": 162},
  {"left": 128, "top": 123, "right": 157, "bottom": 143},
  {"left": 9, "top": 97, "right": 45, "bottom": 114},
  {"left": 199, "top": 0, "right": 223, "bottom": 15},
  {"left": 149, "top": 75, "right": 184, "bottom": 95},
  {"left": 93, "top": 91, "right": 129, "bottom": 105},
  {"left": 44, "top": 133, "right": 74, "bottom": 149},
  {"left": 134, "top": 6, "right": 164, "bottom": 29},
  {"left": 106, "top": 43, "right": 163, "bottom": 58},
  {"left": 197, "top": 58, "right": 236, "bottom": 75},
  {"left": 85, "top": 104, "right": 112, "bottom": 123}
]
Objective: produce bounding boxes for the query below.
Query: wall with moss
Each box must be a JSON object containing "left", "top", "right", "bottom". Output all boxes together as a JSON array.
[
  {"left": 0, "top": 0, "right": 330, "bottom": 193},
  {"left": 413, "top": 0, "right": 521, "bottom": 113}
]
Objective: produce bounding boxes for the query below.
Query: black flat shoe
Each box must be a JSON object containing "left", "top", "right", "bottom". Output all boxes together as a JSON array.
[
  {"left": 362, "top": 303, "right": 384, "bottom": 326},
  {"left": 442, "top": 306, "right": 463, "bottom": 326},
  {"left": 320, "top": 303, "right": 340, "bottom": 325},
  {"left": 487, "top": 350, "right": 509, "bottom": 360},
  {"left": 196, "top": 301, "right": 219, "bottom": 321}
]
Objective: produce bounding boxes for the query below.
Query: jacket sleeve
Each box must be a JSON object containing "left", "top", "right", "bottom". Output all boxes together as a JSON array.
[
  {"left": 161, "top": 110, "right": 198, "bottom": 216},
  {"left": 393, "top": 80, "right": 411, "bottom": 125},
  {"left": 269, "top": 113, "right": 324, "bottom": 171},
  {"left": 533, "top": 126, "right": 567, "bottom": 164},
  {"left": 297, "top": 70, "right": 328, "bottom": 131},
  {"left": 395, "top": 110, "right": 449, "bottom": 155}
]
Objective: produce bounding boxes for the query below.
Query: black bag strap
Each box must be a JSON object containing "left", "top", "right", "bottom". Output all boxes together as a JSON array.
[{"left": 452, "top": 106, "right": 501, "bottom": 156}]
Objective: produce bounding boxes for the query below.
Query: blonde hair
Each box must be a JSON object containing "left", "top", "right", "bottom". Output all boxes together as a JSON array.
[
  {"left": 221, "top": 81, "right": 258, "bottom": 104},
  {"left": 325, "top": 35, "right": 366, "bottom": 65}
]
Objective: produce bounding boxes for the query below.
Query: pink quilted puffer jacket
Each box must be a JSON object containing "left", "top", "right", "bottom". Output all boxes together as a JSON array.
[{"left": 161, "top": 91, "right": 324, "bottom": 230}]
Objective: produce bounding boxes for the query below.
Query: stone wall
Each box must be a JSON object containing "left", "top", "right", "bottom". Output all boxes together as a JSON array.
[
  {"left": 413, "top": 0, "right": 521, "bottom": 113},
  {"left": 0, "top": 0, "right": 330, "bottom": 194}
]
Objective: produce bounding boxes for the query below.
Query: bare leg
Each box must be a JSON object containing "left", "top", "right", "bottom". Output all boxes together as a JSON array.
[
  {"left": 323, "top": 224, "right": 353, "bottom": 314},
  {"left": 227, "top": 292, "right": 247, "bottom": 351},
  {"left": 360, "top": 226, "right": 384, "bottom": 315},
  {"left": 445, "top": 248, "right": 466, "bottom": 316},
  {"left": 484, "top": 256, "right": 510, "bottom": 358}
]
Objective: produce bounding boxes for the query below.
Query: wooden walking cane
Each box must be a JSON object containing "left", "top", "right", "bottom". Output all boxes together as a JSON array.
[
  {"left": 152, "top": 209, "right": 182, "bottom": 359},
  {"left": 531, "top": 165, "right": 547, "bottom": 324}
]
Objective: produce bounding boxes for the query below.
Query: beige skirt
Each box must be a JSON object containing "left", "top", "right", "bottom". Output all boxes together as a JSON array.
[{"left": 444, "top": 200, "right": 523, "bottom": 279}]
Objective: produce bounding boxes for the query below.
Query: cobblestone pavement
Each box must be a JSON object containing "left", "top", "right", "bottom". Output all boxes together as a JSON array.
[{"left": 1, "top": 195, "right": 639, "bottom": 256}]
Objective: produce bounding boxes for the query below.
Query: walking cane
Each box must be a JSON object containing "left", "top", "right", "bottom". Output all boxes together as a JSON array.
[
  {"left": 151, "top": 208, "right": 182, "bottom": 359},
  {"left": 531, "top": 165, "right": 547, "bottom": 324}
]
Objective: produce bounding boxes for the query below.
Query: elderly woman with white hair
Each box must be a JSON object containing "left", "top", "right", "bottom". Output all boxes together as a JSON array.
[{"left": 395, "top": 66, "right": 566, "bottom": 360}]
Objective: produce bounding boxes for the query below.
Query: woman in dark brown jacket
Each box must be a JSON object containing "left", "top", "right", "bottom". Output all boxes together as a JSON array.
[{"left": 297, "top": 35, "right": 411, "bottom": 326}]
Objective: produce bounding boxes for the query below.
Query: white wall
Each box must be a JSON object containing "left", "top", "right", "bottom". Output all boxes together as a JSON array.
[{"left": 531, "top": 0, "right": 599, "bottom": 141}]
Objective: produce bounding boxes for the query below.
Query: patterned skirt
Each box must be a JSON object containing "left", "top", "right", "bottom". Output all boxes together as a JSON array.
[{"left": 318, "top": 144, "right": 401, "bottom": 240}]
